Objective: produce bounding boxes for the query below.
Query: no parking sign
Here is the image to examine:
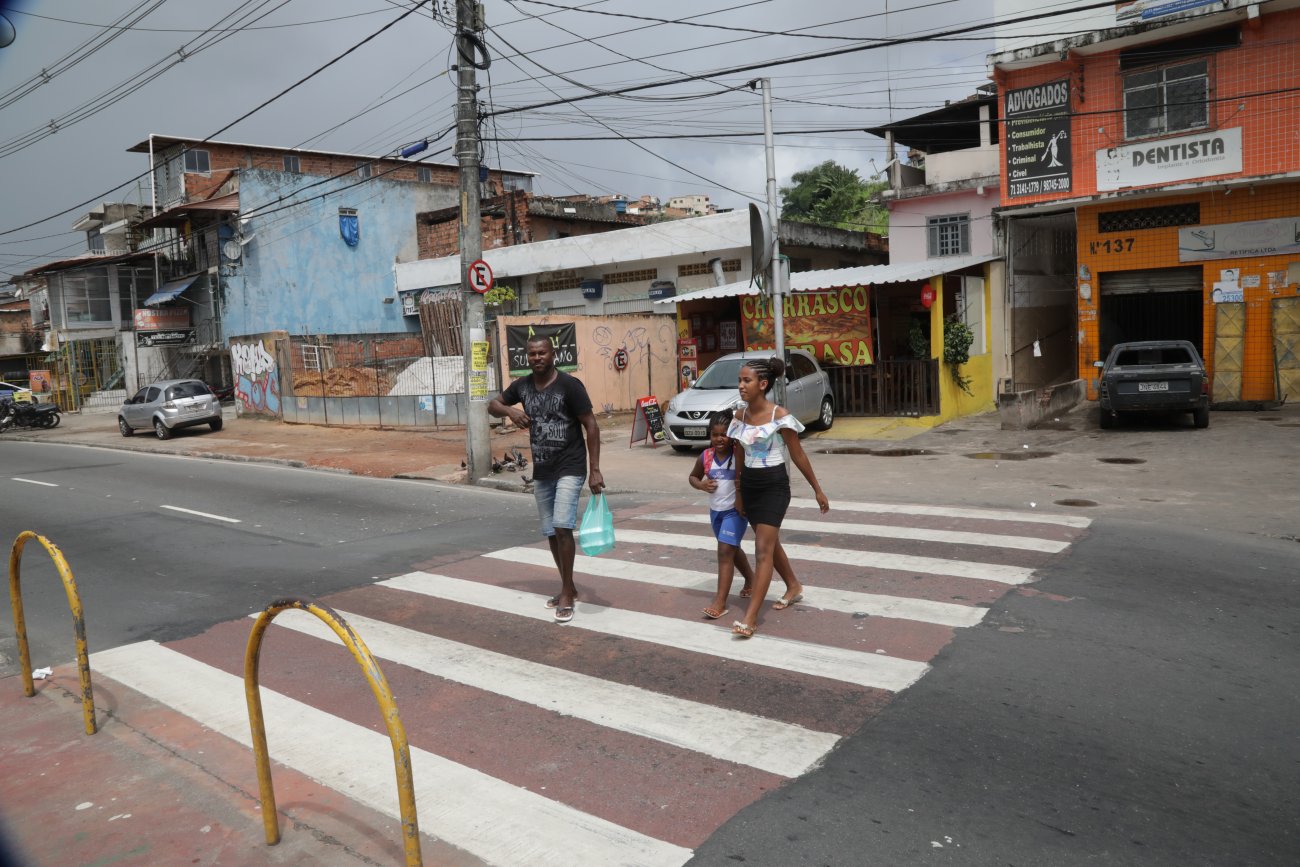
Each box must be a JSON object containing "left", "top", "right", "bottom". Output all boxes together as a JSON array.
[{"left": 468, "top": 259, "right": 493, "bottom": 295}]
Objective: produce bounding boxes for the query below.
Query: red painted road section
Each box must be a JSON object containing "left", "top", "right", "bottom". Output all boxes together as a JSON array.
[
  {"left": 0, "top": 669, "right": 483, "bottom": 866},
  {"left": 0, "top": 498, "right": 1087, "bottom": 864}
]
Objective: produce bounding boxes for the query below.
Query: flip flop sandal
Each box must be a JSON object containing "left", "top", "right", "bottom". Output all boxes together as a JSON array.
[
  {"left": 702, "top": 607, "right": 729, "bottom": 620},
  {"left": 545, "top": 594, "right": 577, "bottom": 609},
  {"left": 773, "top": 593, "right": 803, "bottom": 610},
  {"left": 554, "top": 606, "right": 575, "bottom": 623},
  {"left": 731, "top": 621, "right": 755, "bottom": 638},
  {"left": 739, "top": 588, "right": 753, "bottom": 598}
]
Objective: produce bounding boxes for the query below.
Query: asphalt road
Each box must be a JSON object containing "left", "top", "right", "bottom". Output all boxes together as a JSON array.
[
  {"left": 0, "top": 440, "right": 537, "bottom": 675},
  {"left": 689, "top": 518, "right": 1300, "bottom": 866},
  {"left": 3, "top": 440, "right": 1297, "bottom": 865}
]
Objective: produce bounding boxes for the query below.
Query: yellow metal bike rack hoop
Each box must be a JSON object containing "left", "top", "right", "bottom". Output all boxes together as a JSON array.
[
  {"left": 8, "top": 531, "right": 97, "bottom": 735},
  {"left": 244, "top": 597, "right": 422, "bottom": 866}
]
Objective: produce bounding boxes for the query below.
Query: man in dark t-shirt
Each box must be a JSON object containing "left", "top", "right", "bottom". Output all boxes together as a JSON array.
[{"left": 489, "top": 335, "right": 604, "bottom": 623}]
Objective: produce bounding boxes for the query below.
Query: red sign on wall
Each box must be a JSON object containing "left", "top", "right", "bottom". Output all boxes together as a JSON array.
[{"left": 134, "top": 307, "right": 191, "bottom": 330}]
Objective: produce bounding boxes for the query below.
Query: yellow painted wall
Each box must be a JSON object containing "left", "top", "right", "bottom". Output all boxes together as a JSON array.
[{"left": 928, "top": 273, "right": 996, "bottom": 424}]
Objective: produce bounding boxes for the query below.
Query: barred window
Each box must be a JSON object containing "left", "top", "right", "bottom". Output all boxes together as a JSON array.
[
  {"left": 603, "top": 267, "right": 657, "bottom": 285},
  {"left": 927, "top": 214, "right": 970, "bottom": 257},
  {"left": 416, "top": 165, "right": 433, "bottom": 183},
  {"left": 537, "top": 270, "right": 581, "bottom": 292},
  {"left": 356, "top": 161, "right": 373, "bottom": 179},
  {"left": 677, "top": 259, "right": 741, "bottom": 277},
  {"left": 283, "top": 155, "right": 301, "bottom": 173},
  {"left": 1098, "top": 204, "right": 1200, "bottom": 233},
  {"left": 1123, "top": 58, "right": 1209, "bottom": 140}
]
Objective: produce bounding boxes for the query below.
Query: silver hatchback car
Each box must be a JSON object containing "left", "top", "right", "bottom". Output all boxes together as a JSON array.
[
  {"left": 119, "top": 379, "right": 224, "bottom": 440},
  {"left": 662, "top": 349, "right": 834, "bottom": 451}
]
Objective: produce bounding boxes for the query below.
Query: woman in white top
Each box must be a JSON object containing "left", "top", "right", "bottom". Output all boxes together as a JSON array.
[{"left": 727, "top": 356, "right": 830, "bottom": 638}]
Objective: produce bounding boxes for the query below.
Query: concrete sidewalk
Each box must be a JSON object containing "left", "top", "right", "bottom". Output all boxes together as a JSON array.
[{"left": 5, "top": 400, "right": 1298, "bottom": 537}]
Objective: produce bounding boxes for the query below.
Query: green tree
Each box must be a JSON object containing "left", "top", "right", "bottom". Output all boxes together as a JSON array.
[{"left": 779, "top": 160, "right": 889, "bottom": 234}]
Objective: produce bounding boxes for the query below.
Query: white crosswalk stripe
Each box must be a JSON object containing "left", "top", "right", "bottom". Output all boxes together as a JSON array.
[
  {"left": 380, "top": 572, "right": 930, "bottom": 692},
  {"left": 789, "top": 498, "right": 1092, "bottom": 528},
  {"left": 72, "top": 497, "right": 1088, "bottom": 867},
  {"left": 269, "top": 608, "right": 841, "bottom": 777},
  {"left": 643, "top": 511, "right": 1070, "bottom": 552},
  {"left": 616, "top": 527, "right": 1037, "bottom": 584},
  {"left": 486, "top": 546, "right": 988, "bottom": 627},
  {"left": 91, "top": 641, "right": 691, "bottom": 867}
]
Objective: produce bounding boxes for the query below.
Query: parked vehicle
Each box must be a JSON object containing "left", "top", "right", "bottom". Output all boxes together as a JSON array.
[
  {"left": 119, "top": 379, "right": 224, "bottom": 440},
  {"left": 1095, "top": 340, "right": 1209, "bottom": 429},
  {"left": 0, "top": 395, "right": 60, "bottom": 430},
  {"left": 0, "top": 381, "right": 36, "bottom": 403},
  {"left": 663, "top": 349, "right": 834, "bottom": 451}
]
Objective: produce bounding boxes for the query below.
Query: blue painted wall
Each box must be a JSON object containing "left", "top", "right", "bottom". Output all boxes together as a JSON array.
[{"left": 223, "top": 169, "right": 458, "bottom": 338}]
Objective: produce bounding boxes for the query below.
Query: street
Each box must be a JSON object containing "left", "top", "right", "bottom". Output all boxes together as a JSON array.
[{"left": 1, "top": 416, "right": 1298, "bottom": 865}]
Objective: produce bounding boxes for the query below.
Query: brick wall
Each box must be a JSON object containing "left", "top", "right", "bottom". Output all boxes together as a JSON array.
[
  {"left": 416, "top": 191, "right": 531, "bottom": 259},
  {"left": 997, "top": 9, "right": 1300, "bottom": 206},
  {"left": 171, "top": 142, "right": 507, "bottom": 203}
]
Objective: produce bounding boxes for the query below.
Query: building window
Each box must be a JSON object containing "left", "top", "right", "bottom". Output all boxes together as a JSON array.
[
  {"left": 1123, "top": 58, "right": 1209, "bottom": 139},
  {"left": 927, "top": 214, "right": 970, "bottom": 257},
  {"left": 416, "top": 165, "right": 433, "bottom": 183},
  {"left": 1098, "top": 203, "right": 1200, "bottom": 233},
  {"left": 503, "top": 175, "right": 533, "bottom": 193},
  {"left": 677, "top": 259, "right": 741, "bottom": 277},
  {"left": 537, "top": 270, "right": 581, "bottom": 292},
  {"left": 61, "top": 270, "right": 112, "bottom": 323},
  {"left": 182, "top": 148, "right": 210, "bottom": 174},
  {"left": 356, "top": 161, "right": 373, "bottom": 179},
  {"left": 87, "top": 229, "right": 105, "bottom": 254},
  {"left": 603, "top": 267, "right": 658, "bottom": 285},
  {"left": 283, "top": 154, "right": 301, "bottom": 173}
]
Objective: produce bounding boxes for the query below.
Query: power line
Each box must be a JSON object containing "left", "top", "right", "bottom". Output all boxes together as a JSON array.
[
  {"left": 0, "top": 1, "right": 437, "bottom": 240},
  {"left": 0, "top": 0, "right": 295, "bottom": 159},
  {"left": 484, "top": 0, "right": 1121, "bottom": 117},
  {"left": 484, "top": 26, "right": 763, "bottom": 202},
  {"left": 0, "top": 0, "right": 167, "bottom": 112},
  {"left": 9, "top": 5, "right": 402, "bottom": 34}
]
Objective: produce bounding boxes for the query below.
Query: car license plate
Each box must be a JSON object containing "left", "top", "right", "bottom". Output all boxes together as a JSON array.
[
  {"left": 683, "top": 426, "right": 706, "bottom": 438},
  {"left": 1138, "top": 381, "right": 1169, "bottom": 392}
]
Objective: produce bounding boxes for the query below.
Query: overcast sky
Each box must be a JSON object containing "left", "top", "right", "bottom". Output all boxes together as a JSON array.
[{"left": 0, "top": 0, "right": 1091, "bottom": 277}]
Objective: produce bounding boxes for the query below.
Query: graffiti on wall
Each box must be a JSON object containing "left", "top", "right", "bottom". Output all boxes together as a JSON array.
[
  {"left": 591, "top": 322, "right": 676, "bottom": 373},
  {"left": 230, "top": 338, "right": 281, "bottom": 416}
]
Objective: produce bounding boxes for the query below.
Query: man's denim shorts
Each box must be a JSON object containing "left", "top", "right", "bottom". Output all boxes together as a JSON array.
[{"left": 534, "top": 474, "right": 585, "bottom": 537}]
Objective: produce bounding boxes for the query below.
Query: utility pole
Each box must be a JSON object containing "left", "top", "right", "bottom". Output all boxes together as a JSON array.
[
  {"left": 457, "top": 0, "right": 491, "bottom": 482},
  {"left": 758, "top": 78, "right": 787, "bottom": 405}
]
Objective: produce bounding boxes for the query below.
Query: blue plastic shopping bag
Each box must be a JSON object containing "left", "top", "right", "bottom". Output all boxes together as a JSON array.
[{"left": 577, "top": 493, "right": 615, "bottom": 556}]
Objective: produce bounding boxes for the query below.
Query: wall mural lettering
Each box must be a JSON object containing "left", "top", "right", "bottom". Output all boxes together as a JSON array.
[{"left": 230, "top": 339, "right": 281, "bottom": 416}]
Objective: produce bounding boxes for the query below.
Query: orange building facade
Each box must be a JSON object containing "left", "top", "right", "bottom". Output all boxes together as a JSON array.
[{"left": 992, "top": 2, "right": 1300, "bottom": 403}]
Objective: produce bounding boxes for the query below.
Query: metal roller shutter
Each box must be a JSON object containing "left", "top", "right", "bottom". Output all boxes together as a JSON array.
[{"left": 1098, "top": 266, "right": 1202, "bottom": 295}]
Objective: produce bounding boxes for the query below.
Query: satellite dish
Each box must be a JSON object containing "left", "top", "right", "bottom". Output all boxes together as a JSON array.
[
  {"left": 222, "top": 240, "right": 242, "bottom": 261},
  {"left": 749, "top": 202, "right": 773, "bottom": 277}
]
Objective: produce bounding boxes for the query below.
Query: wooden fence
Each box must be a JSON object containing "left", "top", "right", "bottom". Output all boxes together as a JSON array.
[{"left": 825, "top": 359, "right": 940, "bottom": 417}]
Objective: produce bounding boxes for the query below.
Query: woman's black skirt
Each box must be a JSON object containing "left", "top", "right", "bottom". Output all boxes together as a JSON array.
[{"left": 739, "top": 464, "right": 791, "bottom": 528}]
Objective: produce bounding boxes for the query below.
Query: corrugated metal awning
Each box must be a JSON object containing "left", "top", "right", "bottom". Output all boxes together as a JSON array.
[
  {"left": 137, "top": 193, "right": 239, "bottom": 229},
  {"left": 655, "top": 252, "right": 1000, "bottom": 304},
  {"left": 143, "top": 275, "right": 200, "bottom": 306}
]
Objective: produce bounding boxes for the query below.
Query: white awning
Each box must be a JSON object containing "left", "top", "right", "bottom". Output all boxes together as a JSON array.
[{"left": 655, "top": 252, "right": 1000, "bottom": 304}]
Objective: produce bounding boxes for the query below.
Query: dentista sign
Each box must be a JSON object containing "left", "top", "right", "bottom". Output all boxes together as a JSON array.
[{"left": 1095, "top": 127, "right": 1242, "bottom": 191}]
